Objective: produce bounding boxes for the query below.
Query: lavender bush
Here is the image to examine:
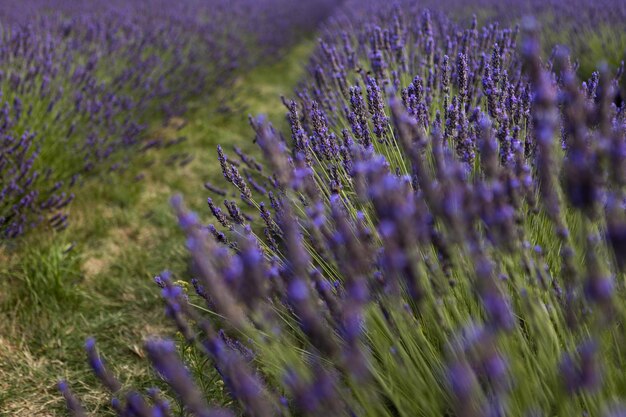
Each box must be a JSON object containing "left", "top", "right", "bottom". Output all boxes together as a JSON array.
[
  {"left": 323, "top": 0, "right": 626, "bottom": 81},
  {"left": 0, "top": 0, "right": 337, "bottom": 239},
  {"left": 64, "top": 2, "right": 626, "bottom": 417}
]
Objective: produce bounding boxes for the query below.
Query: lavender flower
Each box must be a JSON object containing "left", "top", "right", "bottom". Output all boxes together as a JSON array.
[
  {"left": 85, "top": 338, "right": 122, "bottom": 393},
  {"left": 145, "top": 339, "right": 233, "bottom": 417},
  {"left": 58, "top": 381, "right": 88, "bottom": 417}
]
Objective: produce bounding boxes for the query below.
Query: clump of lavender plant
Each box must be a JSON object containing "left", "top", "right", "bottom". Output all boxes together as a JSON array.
[{"left": 66, "top": 5, "right": 626, "bottom": 417}]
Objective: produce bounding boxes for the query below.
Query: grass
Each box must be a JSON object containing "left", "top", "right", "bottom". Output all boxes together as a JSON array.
[{"left": 0, "top": 39, "right": 314, "bottom": 417}]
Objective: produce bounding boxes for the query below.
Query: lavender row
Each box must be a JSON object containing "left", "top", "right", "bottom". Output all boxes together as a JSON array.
[
  {"left": 0, "top": 0, "right": 338, "bottom": 239},
  {"left": 325, "top": 0, "right": 626, "bottom": 80}
]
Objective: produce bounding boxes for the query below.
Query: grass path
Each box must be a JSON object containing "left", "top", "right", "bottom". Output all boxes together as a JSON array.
[{"left": 0, "top": 40, "right": 314, "bottom": 417}]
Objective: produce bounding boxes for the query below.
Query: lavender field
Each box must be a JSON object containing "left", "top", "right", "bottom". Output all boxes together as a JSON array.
[{"left": 0, "top": 0, "right": 625, "bottom": 416}]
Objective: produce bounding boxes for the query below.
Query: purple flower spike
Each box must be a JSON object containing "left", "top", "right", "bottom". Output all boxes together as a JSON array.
[
  {"left": 57, "top": 381, "right": 88, "bottom": 417},
  {"left": 145, "top": 339, "right": 233, "bottom": 417},
  {"left": 85, "top": 337, "right": 122, "bottom": 393}
]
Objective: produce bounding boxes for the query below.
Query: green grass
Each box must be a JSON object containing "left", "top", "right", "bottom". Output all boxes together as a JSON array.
[{"left": 0, "top": 40, "right": 314, "bottom": 417}]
